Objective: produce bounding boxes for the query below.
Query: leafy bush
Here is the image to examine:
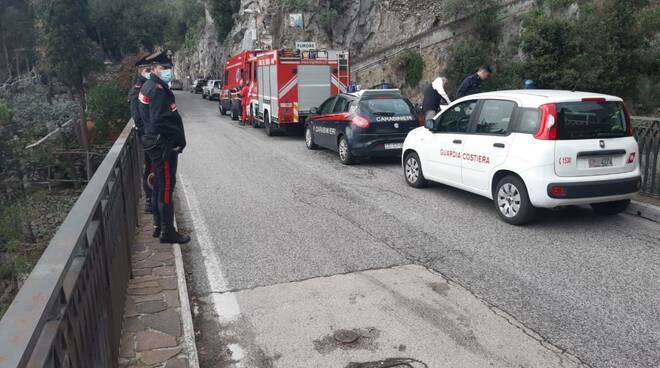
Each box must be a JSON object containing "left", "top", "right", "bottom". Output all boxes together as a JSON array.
[
  {"left": 0, "top": 206, "right": 22, "bottom": 246},
  {"left": 281, "top": 0, "right": 314, "bottom": 10},
  {"left": 443, "top": 0, "right": 660, "bottom": 112},
  {"left": 397, "top": 51, "right": 425, "bottom": 87},
  {"left": 87, "top": 80, "right": 130, "bottom": 142},
  {"left": 444, "top": 40, "right": 489, "bottom": 94},
  {"left": 208, "top": 0, "right": 241, "bottom": 41}
]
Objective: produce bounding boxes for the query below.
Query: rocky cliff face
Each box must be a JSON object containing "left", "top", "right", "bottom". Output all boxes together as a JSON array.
[
  {"left": 174, "top": 0, "right": 452, "bottom": 83},
  {"left": 174, "top": 0, "right": 530, "bottom": 101},
  {"left": 173, "top": 7, "right": 223, "bottom": 82}
]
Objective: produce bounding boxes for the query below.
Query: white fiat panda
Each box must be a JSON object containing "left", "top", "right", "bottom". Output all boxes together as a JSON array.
[{"left": 402, "top": 90, "right": 641, "bottom": 225}]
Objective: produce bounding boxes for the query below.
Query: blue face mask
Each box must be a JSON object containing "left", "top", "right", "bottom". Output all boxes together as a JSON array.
[
  {"left": 143, "top": 72, "right": 151, "bottom": 80},
  {"left": 159, "top": 69, "right": 173, "bottom": 83}
]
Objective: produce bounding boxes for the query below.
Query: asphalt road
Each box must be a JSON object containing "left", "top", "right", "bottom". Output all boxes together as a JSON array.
[{"left": 174, "top": 91, "right": 659, "bottom": 368}]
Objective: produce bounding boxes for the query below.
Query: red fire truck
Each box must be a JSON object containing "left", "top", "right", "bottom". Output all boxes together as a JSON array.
[
  {"left": 218, "top": 49, "right": 260, "bottom": 119},
  {"left": 220, "top": 48, "right": 350, "bottom": 135}
]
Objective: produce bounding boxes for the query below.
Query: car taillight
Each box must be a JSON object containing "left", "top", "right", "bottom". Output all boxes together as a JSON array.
[
  {"left": 623, "top": 104, "right": 634, "bottom": 136},
  {"left": 581, "top": 97, "right": 606, "bottom": 102},
  {"left": 417, "top": 114, "right": 424, "bottom": 126},
  {"left": 534, "top": 103, "right": 557, "bottom": 140},
  {"left": 627, "top": 152, "right": 636, "bottom": 163},
  {"left": 351, "top": 115, "right": 370, "bottom": 129},
  {"left": 549, "top": 185, "right": 567, "bottom": 198}
]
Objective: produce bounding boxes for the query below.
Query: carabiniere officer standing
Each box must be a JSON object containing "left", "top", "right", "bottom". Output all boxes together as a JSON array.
[
  {"left": 128, "top": 54, "right": 155, "bottom": 215},
  {"left": 138, "top": 51, "right": 190, "bottom": 244}
]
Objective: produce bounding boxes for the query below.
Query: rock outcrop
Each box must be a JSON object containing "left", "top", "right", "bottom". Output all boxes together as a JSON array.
[{"left": 174, "top": 0, "right": 532, "bottom": 102}]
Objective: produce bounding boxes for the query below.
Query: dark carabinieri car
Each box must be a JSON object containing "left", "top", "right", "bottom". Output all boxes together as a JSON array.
[{"left": 304, "top": 89, "right": 422, "bottom": 164}]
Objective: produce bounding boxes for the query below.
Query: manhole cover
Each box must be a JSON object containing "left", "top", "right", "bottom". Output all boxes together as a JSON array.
[{"left": 333, "top": 329, "right": 360, "bottom": 344}]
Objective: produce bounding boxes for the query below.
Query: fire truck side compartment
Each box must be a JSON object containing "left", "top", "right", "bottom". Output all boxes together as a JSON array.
[{"left": 298, "top": 65, "right": 331, "bottom": 114}]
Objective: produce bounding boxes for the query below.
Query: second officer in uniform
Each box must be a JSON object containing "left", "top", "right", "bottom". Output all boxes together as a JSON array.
[
  {"left": 128, "top": 54, "right": 155, "bottom": 214},
  {"left": 138, "top": 51, "right": 190, "bottom": 244}
]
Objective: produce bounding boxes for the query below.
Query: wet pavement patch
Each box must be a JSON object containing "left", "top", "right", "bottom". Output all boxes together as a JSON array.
[
  {"left": 313, "top": 328, "right": 381, "bottom": 354},
  {"left": 429, "top": 282, "right": 450, "bottom": 296}
]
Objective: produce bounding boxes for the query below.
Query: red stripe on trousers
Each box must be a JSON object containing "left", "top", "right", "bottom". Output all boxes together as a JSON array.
[{"left": 164, "top": 160, "right": 171, "bottom": 204}]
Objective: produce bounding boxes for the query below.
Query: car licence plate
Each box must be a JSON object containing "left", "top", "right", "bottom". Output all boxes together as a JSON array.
[
  {"left": 588, "top": 157, "right": 613, "bottom": 168},
  {"left": 384, "top": 143, "right": 403, "bottom": 150}
]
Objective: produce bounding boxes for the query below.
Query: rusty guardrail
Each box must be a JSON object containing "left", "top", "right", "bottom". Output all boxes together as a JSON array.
[
  {"left": 633, "top": 116, "right": 660, "bottom": 197},
  {"left": 0, "top": 122, "right": 142, "bottom": 368}
]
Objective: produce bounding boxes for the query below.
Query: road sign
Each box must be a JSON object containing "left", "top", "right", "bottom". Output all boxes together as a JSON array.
[{"left": 296, "top": 41, "right": 317, "bottom": 51}]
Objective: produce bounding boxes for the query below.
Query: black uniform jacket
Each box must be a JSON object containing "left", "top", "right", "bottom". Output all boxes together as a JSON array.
[
  {"left": 456, "top": 73, "right": 483, "bottom": 99},
  {"left": 421, "top": 83, "right": 448, "bottom": 113},
  {"left": 128, "top": 76, "right": 148, "bottom": 136},
  {"left": 138, "top": 75, "right": 187, "bottom": 152}
]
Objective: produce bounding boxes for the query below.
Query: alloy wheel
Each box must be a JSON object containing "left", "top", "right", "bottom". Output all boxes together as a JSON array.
[
  {"left": 497, "top": 183, "right": 521, "bottom": 218},
  {"left": 405, "top": 157, "right": 419, "bottom": 183}
]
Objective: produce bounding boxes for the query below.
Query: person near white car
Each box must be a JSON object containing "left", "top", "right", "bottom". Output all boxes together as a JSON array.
[
  {"left": 422, "top": 76, "right": 451, "bottom": 121},
  {"left": 402, "top": 90, "right": 641, "bottom": 225}
]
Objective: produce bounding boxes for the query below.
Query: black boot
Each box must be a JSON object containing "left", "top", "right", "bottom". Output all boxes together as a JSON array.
[
  {"left": 144, "top": 198, "right": 153, "bottom": 214},
  {"left": 160, "top": 229, "right": 191, "bottom": 244},
  {"left": 152, "top": 226, "right": 161, "bottom": 238}
]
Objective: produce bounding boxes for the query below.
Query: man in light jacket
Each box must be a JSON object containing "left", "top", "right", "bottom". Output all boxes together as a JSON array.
[{"left": 422, "top": 76, "right": 451, "bottom": 121}]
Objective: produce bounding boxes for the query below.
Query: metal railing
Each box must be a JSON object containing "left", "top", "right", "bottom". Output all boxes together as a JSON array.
[
  {"left": 0, "top": 122, "right": 142, "bottom": 368},
  {"left": 633, "top": 116, "right": 660, "bottom": 197}
]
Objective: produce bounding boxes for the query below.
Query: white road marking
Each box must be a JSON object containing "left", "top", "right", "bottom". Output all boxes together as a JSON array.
[{"left": 179, "top": 175, "right": 246, "bottom": 362}]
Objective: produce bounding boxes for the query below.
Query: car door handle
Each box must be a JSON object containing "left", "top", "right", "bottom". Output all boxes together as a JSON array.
[
  {"left": 453, "top": 139, "right": 462, "bottom": 144},
  {"left": 493, "top": 143, "right": 505, "bottom": 148}
]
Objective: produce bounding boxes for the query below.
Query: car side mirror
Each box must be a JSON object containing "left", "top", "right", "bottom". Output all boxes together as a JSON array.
[
  {"left": 425, "top": 119, "right": 435, "bottom": 130},
  {"left": 310, "top": 107, "right": 319, "bottom": 114}
]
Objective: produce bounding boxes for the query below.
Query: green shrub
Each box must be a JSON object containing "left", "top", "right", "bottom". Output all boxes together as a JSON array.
[
  {"left": 444, "top": 40, "right": 489, "bottom": 94},
  {"left": 0, "top": 103, "right": 11, "bottom": 124},
  {"left": 0, "top": 206, "right": 23, "bottom": 245},
  {"left": 281, "top": 0, "right": 313, "bottom": 10},
  {"left": 87, "top": 80, "right": 130, "bottom": 142},
  {"left": 208, "top": 0, "right": 241, "bottom": 41},
  {"left": 5, "top": 239, "right": 21, "bottom": 253},
  {"left": 398, "top": 51, "right": 425, "bottom": 87}
]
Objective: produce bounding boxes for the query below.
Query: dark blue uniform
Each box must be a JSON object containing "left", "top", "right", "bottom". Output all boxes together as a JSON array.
[
  {"left": 128, "top": 76, "right": 153, "bottom": 212},
  {"left": 138, "top": 74, "right": 187, "bottom": 238},
  {"left": 456, "top": 73, "right": 483, "bottom": 99}
]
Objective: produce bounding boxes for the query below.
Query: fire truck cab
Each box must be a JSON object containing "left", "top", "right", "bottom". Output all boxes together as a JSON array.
[
  {"left": 251, "top": 49, "right": 350, "bottom": 136},
  {"left": 219, "top": 50, "right": 261, "bottom": 119}
]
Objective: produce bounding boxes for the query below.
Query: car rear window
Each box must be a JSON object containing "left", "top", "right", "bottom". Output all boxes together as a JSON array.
[
  {"left": 556, "top": 101, "right": 628, "bottom": 140},
  {"left": 359, "top": 98, "right": 415, "bottom": 118},
  {"left": 515, "top": 108, "right": 541, "bottom": 134}
]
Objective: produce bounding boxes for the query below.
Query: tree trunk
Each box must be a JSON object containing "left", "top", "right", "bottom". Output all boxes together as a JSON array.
[
  {"left": 1, "top": 32, "right": 11, "bottom": 80},
  {"left": 14, "top": 52, "right": 20, "bottom": 77}
]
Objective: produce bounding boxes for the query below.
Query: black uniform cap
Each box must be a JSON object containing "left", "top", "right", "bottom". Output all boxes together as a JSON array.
[
  {"left": 135, "top": 53, "right": 151, "bottom": 68},
  {"left": 144, "top": 50, "right": 173, "bottom": 68}
]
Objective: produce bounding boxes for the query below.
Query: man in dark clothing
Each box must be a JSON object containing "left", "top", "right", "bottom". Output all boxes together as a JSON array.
[
  {"left": 422, "top": 76, "right": 451, "bottom": 121},
  {"left": 128, "top": 55, "right": 154, "bottom": 214},
  {"left": 138, "top": 50, "right": 190, "bottom": 244},
  {"left": 456, "top": 65, "right": 492, "bottom": 99}
]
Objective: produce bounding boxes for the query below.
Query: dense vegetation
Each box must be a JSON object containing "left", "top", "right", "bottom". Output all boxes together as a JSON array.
[
  {"left": 444, "top": 0, "right": 660, "bottom": 113},
  {"left": 208, "top": 0, "right": 241, "bottom": 42},
  {"left": 0, "top": 0, "right": 192, "bottom": 316}
]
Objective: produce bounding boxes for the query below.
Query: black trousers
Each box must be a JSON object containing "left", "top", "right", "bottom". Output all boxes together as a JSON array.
[
  {"left": 143, "top": 152, "right": 153, "bottom": 200},
  {"left": 146, "top": 145, "right": 179, "bottom": 232}
]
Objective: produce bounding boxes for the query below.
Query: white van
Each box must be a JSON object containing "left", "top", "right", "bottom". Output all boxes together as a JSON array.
[{"left": 402, "top": 90, "right": 641, "bottom": 225}]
